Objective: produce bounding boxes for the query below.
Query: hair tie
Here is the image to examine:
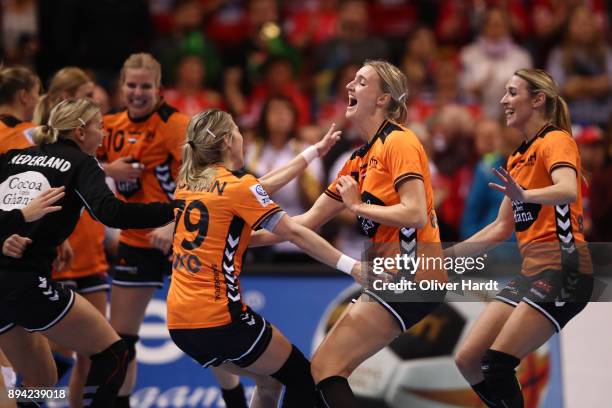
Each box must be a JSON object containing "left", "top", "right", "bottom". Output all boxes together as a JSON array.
[
  {"left": 187, "top": 140, "right": 196, "bottom": 149},
  {"left": 77, "top": 118, "right": 86, "bottom": 127}
]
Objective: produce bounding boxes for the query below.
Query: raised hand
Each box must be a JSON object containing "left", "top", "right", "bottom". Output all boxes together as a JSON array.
[
  {"left": 489, "top": 167, "right": 526, "bottom": 202},
  {"left": 314, "top": 123, "right": 342, "bottom": 157}
]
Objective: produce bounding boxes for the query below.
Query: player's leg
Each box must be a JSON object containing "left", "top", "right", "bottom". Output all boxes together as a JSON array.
[
  {"left": 0, "top": 328, "right": 57, "bottom": 387},
  {"left": 216, "top": 364, "right": 282, "bottom": 408},
  {"left": 41, "top": 293, "right": 127, "bottom": 408},
  {"left": 454, "top": 301, "right": 515, "bottom": 407},
  {"left": 108, "top": 285, "right": 155, "bottom": 407},
  {"left": 68, "top": 289, "right": 108, "bottom": 408},
  {"left": 210, "top": 367, "right": 249, "bottom": 408},
  {"left": 0, "top": 348, "right": 17, "bottom": 408}
]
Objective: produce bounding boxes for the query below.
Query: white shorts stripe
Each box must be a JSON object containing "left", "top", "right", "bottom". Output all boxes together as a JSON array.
[
  {"left": 522, "top": 298, "right": 562, "bottom": 332},
  {"left": 363, "top": 289, "right": 406, "bottom": 332},
  {"left": 27, "top": 289, "right": 76, "bottom": 332}
]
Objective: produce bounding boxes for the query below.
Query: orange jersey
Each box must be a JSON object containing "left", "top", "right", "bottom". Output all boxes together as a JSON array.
[
  {"left": 52, "top": 210, "right": 108, "bottom": 279},
  {"left": 100, "top": 102, "right": 189, "bottom": 248},
  {"left": 326, "top": 120, "right": 445, "bottom": 282},
  {"left": 507, "top": 125, "right": 591, "bottom": 276},
  {"left": 0, "top": 115, "right": 35, "bottom": 153},
  {"left": 167, "top": 167, "right": 283, "bottom": 329}
]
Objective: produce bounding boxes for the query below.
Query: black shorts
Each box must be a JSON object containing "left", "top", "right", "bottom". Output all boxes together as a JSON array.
[
  {"left": 111, "top": 243, "right": 172, "bottom": 288},
  {"left": 169, "top": 307, "right": 273, "bottom": 368},
  {"left": 362, "top": 288, "right": 445, "bottom": 332},
  {"left": 0, "top": 274, "right": 76, "bottom": 335},
  {"left": 495, "top": 269, "right": 593, "bottom": 332},
  {"left": 56, "top": 273, "right": 109, "bottom": 294}
]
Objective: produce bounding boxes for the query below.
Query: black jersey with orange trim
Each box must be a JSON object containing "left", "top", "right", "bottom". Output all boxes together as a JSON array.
[
  {"left": 507, "top": 125, "right": 591, "bottom": 277},
  {"left": 100, "top": 102, "right": 189, "bottom": 249},
  {"left": 0, "top": 115, "right": 34, "bottom": 153},
  {"left": 167, "top": 167, "right": 283, "bottom": 329},
  {"left": 326, "top": 120, "right": 445, "bottom": 283}
]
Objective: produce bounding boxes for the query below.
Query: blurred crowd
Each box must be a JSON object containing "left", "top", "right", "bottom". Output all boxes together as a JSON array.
[{"left": 2, "top": 0, "right": 611, "bottom": 260}]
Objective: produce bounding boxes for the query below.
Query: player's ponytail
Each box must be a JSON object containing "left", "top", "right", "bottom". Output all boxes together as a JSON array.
[
  {"left": 365, "top": 60, "right": 409, "bottom": 124},
  {"left": 33, "top": 98, "right": 99, "bottom": 145},
  {"left": 514, "top": 68, "right": 572, "bottom": 134},
  {"left": 178, "top": 109, "right": 234, "bottom": 191}
]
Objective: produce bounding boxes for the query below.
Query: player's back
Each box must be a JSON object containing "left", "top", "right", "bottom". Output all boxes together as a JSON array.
[{"left": 168, "top": 167, "right": 283, "bottom": 329}]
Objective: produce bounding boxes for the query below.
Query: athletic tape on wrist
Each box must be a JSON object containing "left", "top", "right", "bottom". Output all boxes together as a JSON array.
[
  {"left": 300, "top": 145, "right": 319, "bottom": 163},
  {"left": 336, "top": 254, "right": 357, "bottom": 275}
]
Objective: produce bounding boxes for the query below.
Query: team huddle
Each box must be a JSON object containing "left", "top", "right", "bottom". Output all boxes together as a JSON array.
[{"left": 0, "top": 53, "right": 592, "bottom": 408}]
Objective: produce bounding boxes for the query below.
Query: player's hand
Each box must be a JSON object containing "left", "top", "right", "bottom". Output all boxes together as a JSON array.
[
  {"left": 20, "top": 186, "right": 65, "bottom": 222},
  {"left": 489, "top": 167, "right": 526, "bottom": 202},
  {"left": 104, "top": 156, "right": 144, "bottom": 182},
  {"left": 53, "top": 240, "right": 73, "bottom": 272},
  {"left": 149, "top": 222, "right": 175, "bottom": 254},
  {"left": 336, "top": 175, "right": 362, "bottom": 212},
  {"left": 314, "top": 123, "right": 342, "bottom": 157},
  {"left": 2, "top": 234, "right": 32, "bottom": 258}
]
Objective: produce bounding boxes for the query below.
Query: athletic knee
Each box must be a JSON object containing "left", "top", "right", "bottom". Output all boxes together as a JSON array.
[
  {"left": 454, "top": 347, "right": 483, "bottom": 376},
  {"left": 271, "top": 345, "right": 313, "bottom": 386},
  {"left": 254, "top": 375, "right": 282, "bottom": 399},
  {"left": 481, "top": 349, "right": 521, "bottom": 399},
  {"left": 117, "top": 333, "right": 139, "bottom": 363},
  {"left": 311, "top": 351, "right": 351, "bottom": 383}
]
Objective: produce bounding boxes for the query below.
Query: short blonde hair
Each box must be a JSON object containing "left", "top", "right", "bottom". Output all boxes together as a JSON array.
[
  {"left": 34, "top": 67, "right": 92, "bottom": 125},
  {"left": 33, "top": 98, "right": 100, "bottom": 145},
  {"left": 120, "top": 53, "right": 162, "bottom": 87}
]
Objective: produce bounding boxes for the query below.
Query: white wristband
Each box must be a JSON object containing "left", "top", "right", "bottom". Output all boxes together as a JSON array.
[
  {"left": 300, "top": 145, "right": 319, "bottom": 164},
  {"left": 336, "top": 254, "right": 357, "bottom": 275}
]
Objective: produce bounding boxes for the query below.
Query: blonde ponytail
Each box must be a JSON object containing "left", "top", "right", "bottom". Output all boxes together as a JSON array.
[{"left": 33, "top": 98, "right": 99, "bottom": 145}]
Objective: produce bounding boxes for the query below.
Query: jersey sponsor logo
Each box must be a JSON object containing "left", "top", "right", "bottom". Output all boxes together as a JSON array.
[
  {"left": 249, "top": 184, "right": 272, "bottom": 207},
  {"left": 357, "top": 191, "right": 383, "bottom": 237},
  {"left": 0, "top": 171, "right": 51, "bottom": 210},
  {"left": 116, "top": 179, "right": 142, "bottom": 198},
  {"left": 172, "top": 252, "right": 203, "bottom": 274},
  {"left": 9, "top": 154, "right": 71, "bottom": 172},
  {"left": 512, "top": 200, "right": 541, "bottom": 231}
]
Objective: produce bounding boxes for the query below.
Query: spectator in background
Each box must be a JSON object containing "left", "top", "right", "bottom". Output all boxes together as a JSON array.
[
  {"left": 408, "top": 52, "right": 482, "bottom": 123},
  {"left": 152, "top": 0, "right": 222, "bottom": 87},
  {"left": 284, "top": 0, "right": 339, "bottom": 51},
  {"left": 1, "top": 0, "right": 38, "bottom": 66},
  {"left": 459, "top": 7, "right": 532, "bottom": 119},
  {"left": 221, "top": 0, "right": 302, "bottom": 118},
  {"left": 163, "top": 55, "right": 225, "bottom": 118},
  {"left": 460, "top": 119, "right": 507, "bottom": 239},
  {"left": 238, "top": 56, "right": 311, "bottom": 129},
  {"left": 314, "top": 0, "right": 389, "bottom": 76},
  {"left": 245, "top": 95, "right": 324, "bottom": 262},
  {"left": 547, "top": 6, "right": 612, "bottom": 127},
  {"left": 573, "top": 126, "right": 607, "bottom": 240},
  {"left": 427, "top": 104, "right": 476, "bottom": 241},
  {"left": 401, "top": 26, "right": 438, "bottom": 101}
]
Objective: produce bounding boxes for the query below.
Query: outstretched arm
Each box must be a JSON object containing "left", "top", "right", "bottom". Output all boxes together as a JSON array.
[
  {"left": 270, "top": 213, "right": 360, "bottom": 279},
  {"left": 258, "top": 124, "right": 341, "bottom": 194},
  {"left": 249, "top": 193, "right": 344, "bottom": 247}
]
